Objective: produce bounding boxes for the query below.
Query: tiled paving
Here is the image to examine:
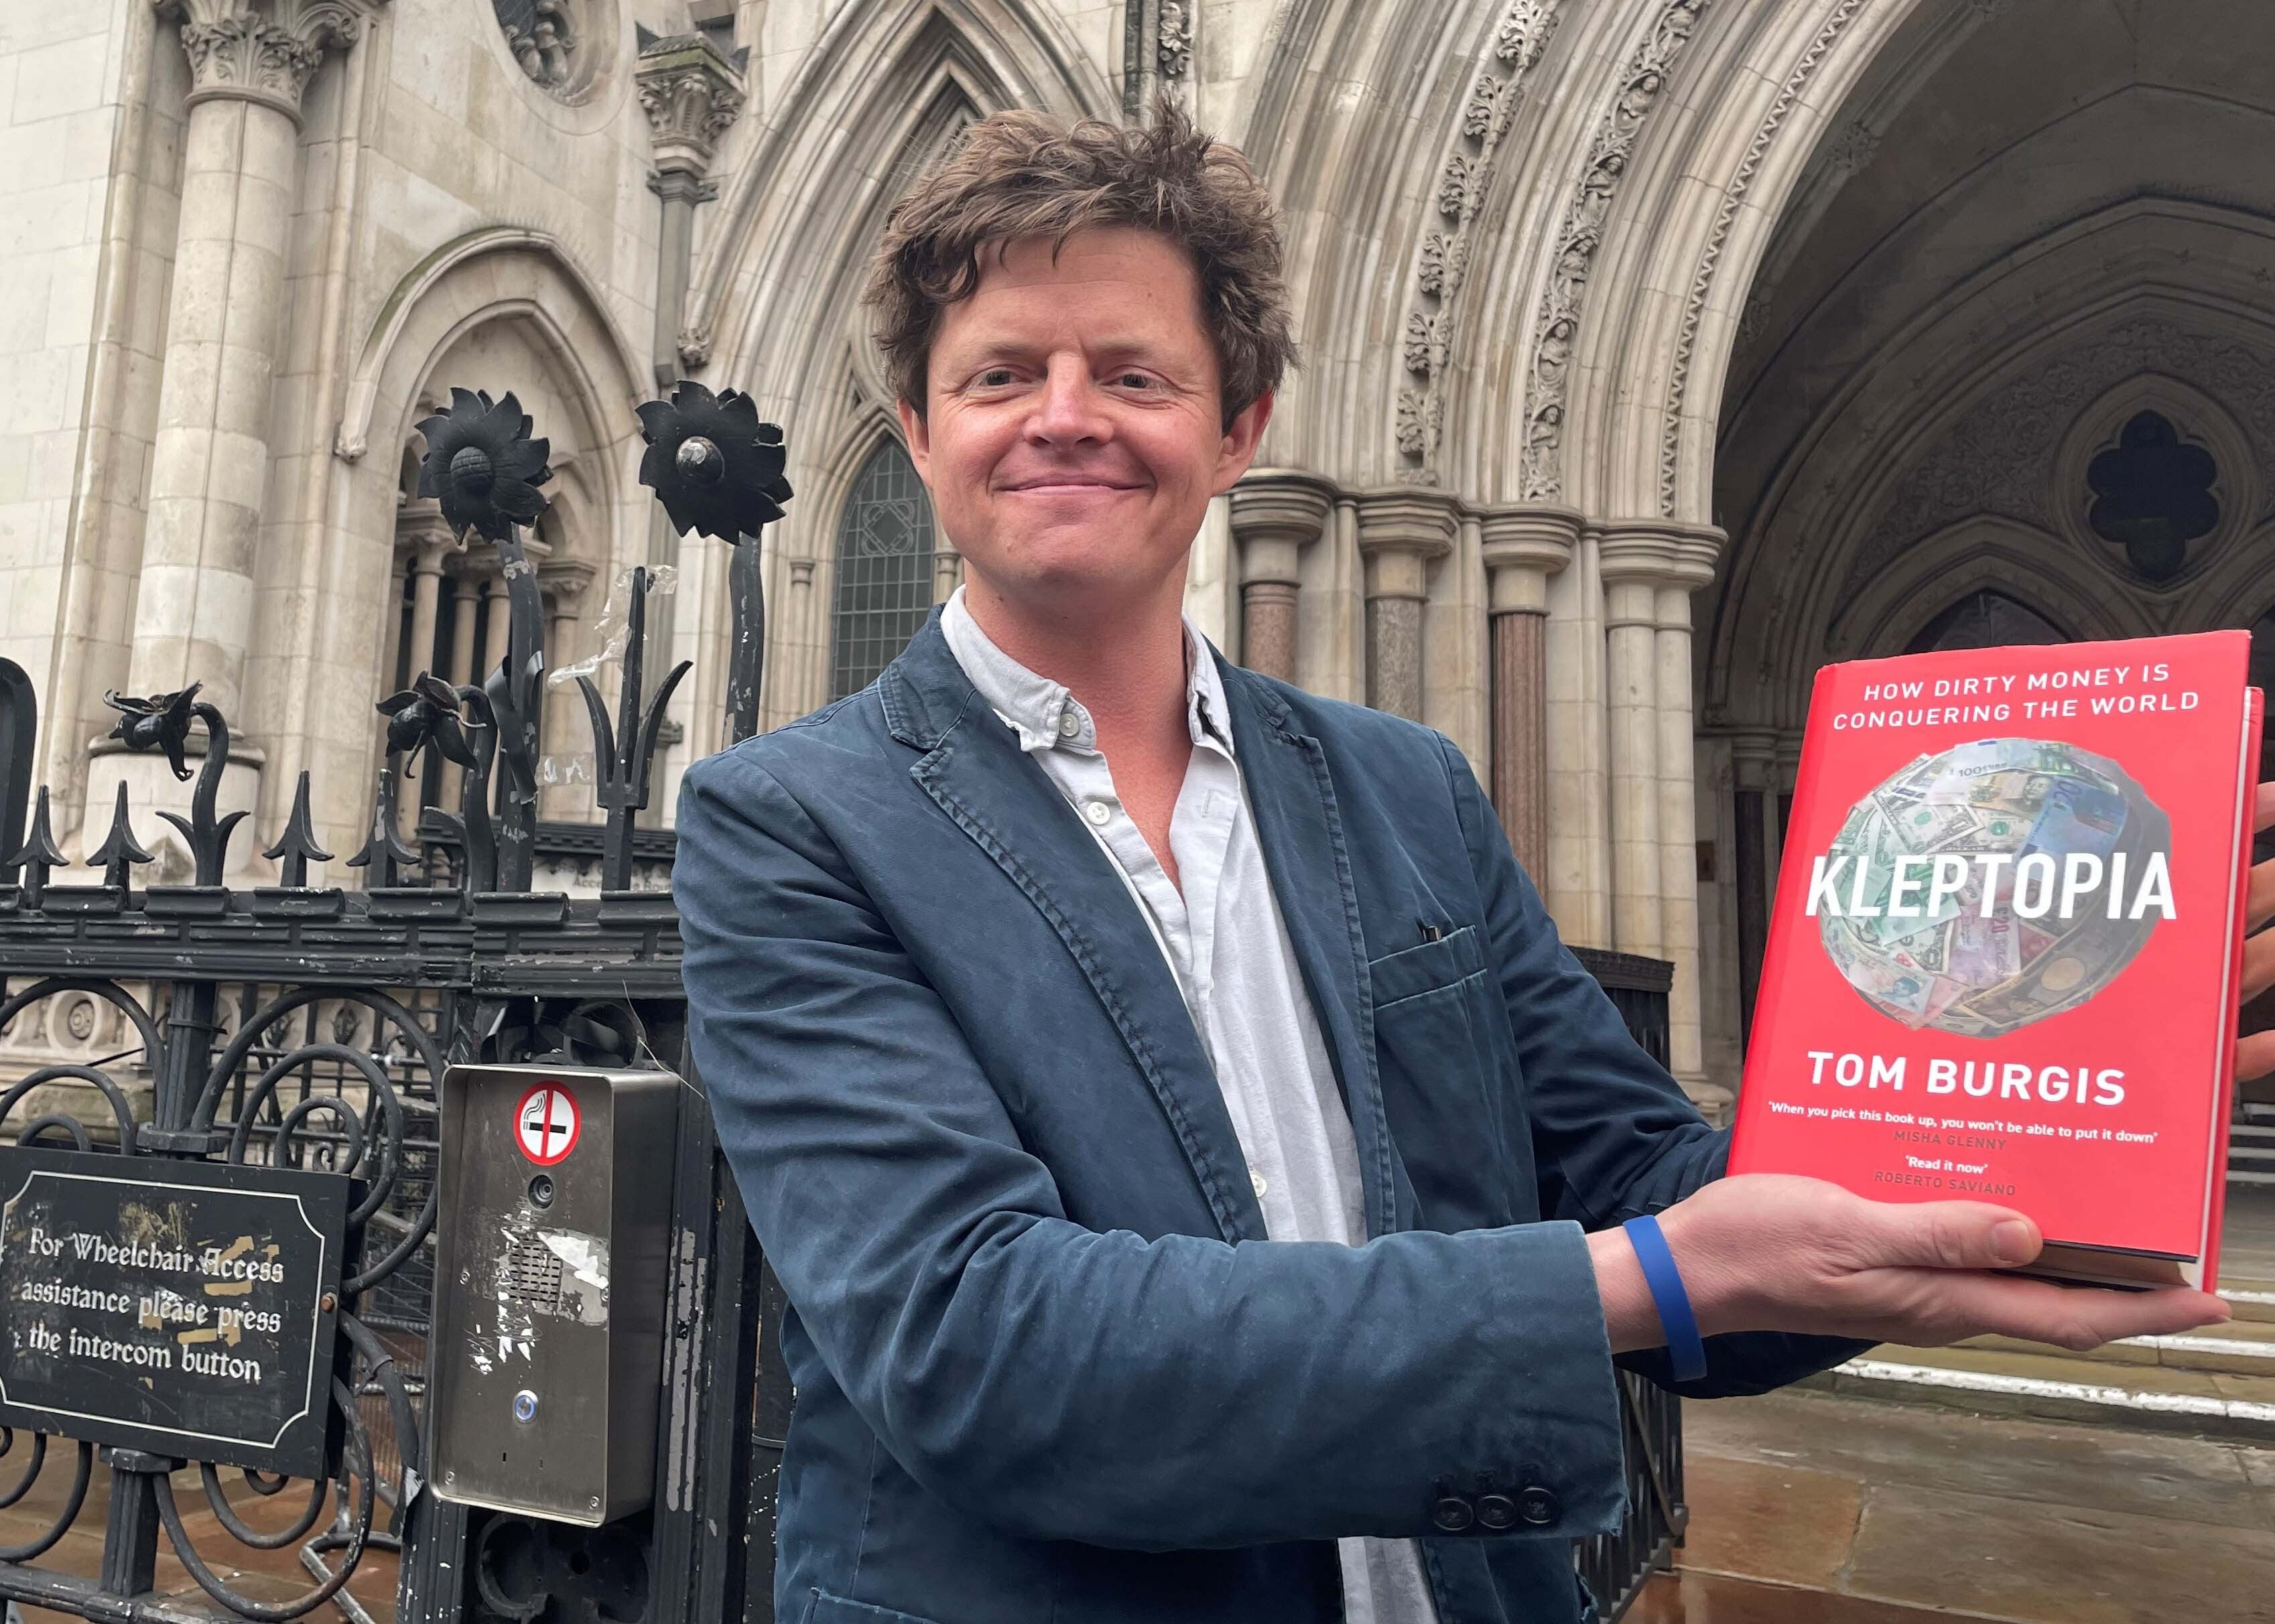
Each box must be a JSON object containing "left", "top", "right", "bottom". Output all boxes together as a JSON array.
[{"left": 1640, "top": 1385, "right": 2275, "bottom": 1623}]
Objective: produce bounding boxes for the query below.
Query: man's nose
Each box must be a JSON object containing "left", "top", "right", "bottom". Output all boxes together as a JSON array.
[{"left": 1025, "top": 357, "right": 1110, "bottom": 444}]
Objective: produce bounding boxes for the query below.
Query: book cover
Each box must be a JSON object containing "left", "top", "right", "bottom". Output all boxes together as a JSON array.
[{"left": 1728, "top": 631, "right": 2257, "bottom": 1278}]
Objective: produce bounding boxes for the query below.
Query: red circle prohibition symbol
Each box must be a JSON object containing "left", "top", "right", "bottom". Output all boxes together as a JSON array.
[{"left": 515, "top": 1083, "right": 582, "bottom": 1166}]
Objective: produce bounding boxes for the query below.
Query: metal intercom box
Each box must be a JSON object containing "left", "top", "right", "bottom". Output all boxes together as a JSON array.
[{"left": 429, "top": 1064, "right": 679, "bottom": 1526}]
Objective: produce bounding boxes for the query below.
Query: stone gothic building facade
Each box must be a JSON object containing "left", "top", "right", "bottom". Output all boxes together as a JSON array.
[{"left": 5, "top": 0, "right": 2270, "bottom": 1108}]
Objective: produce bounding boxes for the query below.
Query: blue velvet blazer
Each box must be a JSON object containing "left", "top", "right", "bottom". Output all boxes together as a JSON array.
[{"left": 673, "top": 612, "right": 1859, "bottom": 1624}]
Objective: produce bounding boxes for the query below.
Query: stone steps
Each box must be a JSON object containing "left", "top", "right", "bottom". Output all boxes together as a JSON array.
[
  {"left": 2230, "top": 1109, "right": 2275, "bottom": 1185},
  {"left": 2221, "top": 1280, "right": 2275, "bottom": 1324},
  {"left": 1801, "top": 1342, "right": 2275, "bottom": 1443},
  {"left": 1801, "top": 1271, "right": 2275, "bottom": 1441}
]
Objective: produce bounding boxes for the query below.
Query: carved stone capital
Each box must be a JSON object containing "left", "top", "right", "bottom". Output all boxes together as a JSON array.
[
  {"left": 1477, "top": 502, "right": 1581, "bottom": 613},
  {"left": 1595, "top": 518, "right": 1721, "bottom": 593},
  {"left": 1726, "top": 728, "right": 1784, "bottom": 784},
  {"left": 1353, "top": 488, "right": 1459, "bottom": 602},
  {"left": 538, "top": 557, "right": 599, "bottom": 611},
  {"left": 1353, "top": 488, "right": 1460, "bottom": 559},
  {"left": 637, "top": 29, "right": 746, "bottom": 177},
  {"left": 1227, "top": 469, "right": 1337, "bottom": 585},
  {"left": 159, "top": 0, "right": 375, "bottom": 123},
  {"left": 393, "top": 497, "right": 458, "bottom": 560}
]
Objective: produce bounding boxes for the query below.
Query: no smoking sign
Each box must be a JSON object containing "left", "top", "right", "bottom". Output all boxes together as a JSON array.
[{"left": 515, "top": 1083, "right": 582, "bottom": 1166}]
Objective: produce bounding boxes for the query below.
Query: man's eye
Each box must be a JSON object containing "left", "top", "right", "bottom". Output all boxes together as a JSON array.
[
  {"left": 975, "top": 368, "right": 1016, "bottom": 387},
  {"left": 1114, "top": 372, "right": 1156, "bottom": 389}
]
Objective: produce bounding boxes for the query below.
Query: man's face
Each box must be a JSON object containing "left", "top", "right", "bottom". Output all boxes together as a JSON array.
[{"left": 899, "top": 224, "right": 1270, "bottom": 622}]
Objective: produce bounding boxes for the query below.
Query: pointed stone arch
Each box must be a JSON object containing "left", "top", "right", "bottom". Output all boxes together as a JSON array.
[
  {"left": 675, "top": 2, "right": 1110, "bottom": 742},
  {"left": 289, "top": 227, "right": 648, "bottom": 862},
  {"left": 1827, "top": 519, "right": 2152, "bottom": 677},
  {"left": 1703, "top": 205, "right": 2275, "bottom": 737},
  {"left": 1444, "top": 0, "right": 1945, "bottom": 516}
]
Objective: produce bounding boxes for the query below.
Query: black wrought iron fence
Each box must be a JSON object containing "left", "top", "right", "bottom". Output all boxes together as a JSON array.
[{"left": 0, "top": 381, "right": 1682, "bottom": 1624}]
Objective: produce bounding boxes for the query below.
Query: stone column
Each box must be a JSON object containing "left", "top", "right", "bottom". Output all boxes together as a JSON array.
[
  {"left": 1478, "top": 506, "right": 1579, "bottom": 880},
  {"left": 131, "top": 0, "right": 371, "bottom": 720},
  {"left": 1728, "top": 729, "right": 1780, "bottom": 1050},
  {"left": 1600, "top": 542, "right": 1665, "bottom": 958},
  {"left": 1353, "top": 491, "right": 1459, "bottom": 721},
  {"left": 932, "top": 545, "right": 962, "bottom": 606},
  {"left": 1598, "top": 521, "right": 1721, "bottom": 1098},
  {"left": 1226, "top": 471, "right": 1335, "bottom": 682},
  {"left": 482, "top": 581, "right": 512, "bottom": 681},
  {"left": 444, "top": 567, "right": 481, "bottom": 687},
  {"left": 398, "top": 513, "right": 450, "bottom": 681},
  {"left": 537, "top": 559, "right": 594, "bottom": 823},
  {"left": 437, "top": 563, "right": 482, "bottom": 809},
  {"left": 637, "top": 29, "right": 744, "bottom": 665},
  {"left": 391, "top": 515, "right": 452, "bottom": 841},
  {"left": 786, "top": 557, "right": 819, "bottom": 720},
  {"left": 95, "top": 1, "right": 373, "bottom": 877}
]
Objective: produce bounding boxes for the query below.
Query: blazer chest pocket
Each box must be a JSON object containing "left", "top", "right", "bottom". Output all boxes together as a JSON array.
[
  {"left": 1368, "top": 923, "right": 1486, "bottom": 1008},
  {"left": 1366, "top": 925, "right": 1516, "bottom": 1229}
]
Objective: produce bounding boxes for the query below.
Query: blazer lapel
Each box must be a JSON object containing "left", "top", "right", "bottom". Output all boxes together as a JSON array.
[
  {"left": 886, "top": 620, "right": 1268, "bottom": 1243},
  {"left": 1218, "top": 659, "right": 1402, "bottom": 1240}
]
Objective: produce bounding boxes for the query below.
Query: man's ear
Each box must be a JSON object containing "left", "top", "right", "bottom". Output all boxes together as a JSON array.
[
  {"left": 897, "top": 395, "right": 932, "bottom": 483},
  {"left": 1212, "top": 387, "right": 1274, "bottom": 496}
]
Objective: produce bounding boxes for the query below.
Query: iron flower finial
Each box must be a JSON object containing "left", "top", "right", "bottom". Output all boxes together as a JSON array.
[
  {"left": 635, "top": 381, "right": 793, "bottom": 539},
  {"left": 103, "top": 684, "right": 202, "bottom": 781},
  {"left": 375, "top": 673, "right": 476, "bottom": 766},
  {"left": 414, "top": 388, "right": 553, "bottom": 541}
]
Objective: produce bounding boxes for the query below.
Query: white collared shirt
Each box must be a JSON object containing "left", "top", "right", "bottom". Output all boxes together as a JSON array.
[{"left": 941, "top": 587, "right": 1439, "bottom": 1624}]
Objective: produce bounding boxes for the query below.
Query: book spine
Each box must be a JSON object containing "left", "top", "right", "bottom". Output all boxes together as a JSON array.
[
  {"left": 1730, "top": 662, "right": 1841, "bottom": 1170},
  {"left": 2203, "top": 687, "right": 2264, "bottom": 1290}
]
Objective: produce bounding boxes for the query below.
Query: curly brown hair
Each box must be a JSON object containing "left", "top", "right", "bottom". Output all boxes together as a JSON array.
[{"left": 864, "top": 98, "right": 1297, "bottom": 431}]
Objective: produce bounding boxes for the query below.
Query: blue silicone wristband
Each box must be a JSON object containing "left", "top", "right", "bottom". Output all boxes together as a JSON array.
[{"left": 1622, "top": 1213, "right": 1707, "bottom": 1383}]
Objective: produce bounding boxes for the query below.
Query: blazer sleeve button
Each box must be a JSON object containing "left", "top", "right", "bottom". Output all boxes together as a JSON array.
[
  {"left": 1430, "top": 1495, "right": 1476, "bottom": 1533},
  {"left": 1474, "top": 1493, "right": 1518, "bottom": 1531},
  {"left": 1518, "top": 1486, "right": 1560, "bottom": 1526}
]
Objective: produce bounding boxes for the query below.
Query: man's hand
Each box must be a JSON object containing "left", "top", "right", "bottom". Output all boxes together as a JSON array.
[
  {"left": 1591, "top": 1173, "right": 2229, "bottom": 1357},
  {"left": 2236, "top": 782, "right": 2275, "bottom": 1081}
]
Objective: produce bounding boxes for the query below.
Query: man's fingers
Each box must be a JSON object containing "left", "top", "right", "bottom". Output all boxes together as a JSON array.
[
  {"left": 2248, "top": 864, "right": 2275, "bottom": 937},
  {"left": 1890, "top": 1272, "right": 2229, "bottom": 1352},
  {"left": 2243, "top": 927, "right": 2275, "bottom": 1004},
  {"left": 2245, "top": 785, "right": 2275, "bottom": 932},
  {"left": 2238, "top": 1027, "right": 2275, "bottom": 1083}
]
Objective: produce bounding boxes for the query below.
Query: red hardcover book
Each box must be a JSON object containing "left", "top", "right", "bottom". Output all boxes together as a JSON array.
[{"left": 1728, "top": 632, "right": 2261, "bottom": 1290}]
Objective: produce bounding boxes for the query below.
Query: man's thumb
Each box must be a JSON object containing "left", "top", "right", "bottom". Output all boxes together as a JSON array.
[{"left": 1874, "top": 1201, "right": 2040, "bottom": 1271}]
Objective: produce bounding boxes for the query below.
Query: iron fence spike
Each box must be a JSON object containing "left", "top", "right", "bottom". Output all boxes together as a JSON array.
[{"left": 86, "top": 779, "right": 156, "bottom": 890}]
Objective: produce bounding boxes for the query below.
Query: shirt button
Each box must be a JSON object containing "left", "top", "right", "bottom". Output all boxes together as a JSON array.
[
  {"left": 1057, "top": 712, "right": 1080, "bottom": 739},
  {"left": 1084, "top": 800, "right": 1112, "bottom": 826},
  {"left": 1250, "top": 1170, "right": 1268, "bottom": 1200}
]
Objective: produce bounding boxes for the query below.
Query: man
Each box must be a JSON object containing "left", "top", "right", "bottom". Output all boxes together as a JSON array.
[{"left": 674, "top": 105, "right": 2241, "bottom": 1624}]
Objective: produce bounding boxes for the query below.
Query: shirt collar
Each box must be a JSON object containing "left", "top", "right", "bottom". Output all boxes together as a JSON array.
[{"left": 941, "top": 584, "right": 1234, "bottom": 759}]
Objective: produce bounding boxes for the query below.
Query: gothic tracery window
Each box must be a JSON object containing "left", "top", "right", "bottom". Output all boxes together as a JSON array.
[
  {"left": 829, "top": 439, "right": 937, "bottom": 699},
  {"left": 2086, "top": 410, "right": 2218, "bottom": 583}
]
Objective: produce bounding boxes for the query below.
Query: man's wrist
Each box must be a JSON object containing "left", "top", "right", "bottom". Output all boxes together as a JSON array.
[
  {"left": 1622, "top": 1215, "right": 1707, "bottom": 1380},
  {"left": 1587, "top": 1226, "right": 1665, "bottom": 1355}
]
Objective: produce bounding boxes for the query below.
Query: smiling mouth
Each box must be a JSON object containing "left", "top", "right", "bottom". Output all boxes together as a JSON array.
[{"left": 1004, "top": 479, "right": 1140, "bottom": 492}]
